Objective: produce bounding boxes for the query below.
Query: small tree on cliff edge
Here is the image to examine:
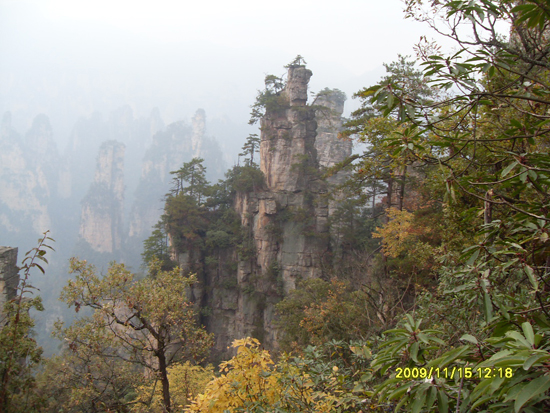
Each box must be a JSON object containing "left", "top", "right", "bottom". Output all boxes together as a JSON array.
[
  {"left": 249, "top": 74, "right": 287, "bottom": 125},
  {"left": 285, "top": 54, "right": 307, "bottom": 67},
  {"left": 168, "top": 157, "right": 209, "bottom": 204},
  {"left": 142, "top": 218, "right": 175, "bottom": 271},
  {"left": 239, "top": 134, "right": 261, "bottom": 167}
]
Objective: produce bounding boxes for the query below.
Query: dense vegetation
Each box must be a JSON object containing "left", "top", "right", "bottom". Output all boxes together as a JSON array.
[{"left": 2, "top": 0, "right": 550, "bottom": 411}]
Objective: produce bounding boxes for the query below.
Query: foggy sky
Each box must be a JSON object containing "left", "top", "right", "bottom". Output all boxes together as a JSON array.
[{"left": 0, "top": 0, "right": 442, "bottom": 147}]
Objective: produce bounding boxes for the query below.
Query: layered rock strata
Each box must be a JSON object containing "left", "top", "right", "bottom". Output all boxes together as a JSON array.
[
  {"left": 0, "top": 114, "right": 57, "bottom": 238},
  {"left": 178, "top": 66, "right": 352, "bottom": 359},
  {"left": 128, "top": 109, "right": 225, "bottom": 245},
  {"left": 79, "top": 141, "right": 125, "bottom": 253}
]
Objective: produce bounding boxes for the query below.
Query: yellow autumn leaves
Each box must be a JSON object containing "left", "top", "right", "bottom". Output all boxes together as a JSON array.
[
  {"left": 187, "top": 338, "right": 336, "bottom": 413},
  {"left": 372, "top": 207, "right": 440, "bottom": 271}
]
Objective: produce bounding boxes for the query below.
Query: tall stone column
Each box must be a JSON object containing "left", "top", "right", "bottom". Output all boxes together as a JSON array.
[{"left": 79, "top": 141, "right": 125, "bottom": 253}]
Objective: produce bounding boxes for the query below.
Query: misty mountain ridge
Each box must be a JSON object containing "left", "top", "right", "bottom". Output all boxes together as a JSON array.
[
  {"left": 0, "top": 105, "right": 230, "bottom": 260},
  {"left": 0, "top": 105, "right": 230, "bottom": 355}
]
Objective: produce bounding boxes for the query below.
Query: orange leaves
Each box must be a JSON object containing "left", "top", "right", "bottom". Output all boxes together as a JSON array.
[
  {"left": 372, "top": 207, "right": 442, "bottom": 276},
  {"left": 372, "top": 208, "right": 416, "bottom": 258}
]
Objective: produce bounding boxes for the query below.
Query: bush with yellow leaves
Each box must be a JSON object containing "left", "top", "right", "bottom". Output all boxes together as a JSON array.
[
  {"left": 372, "top": 207, "right": 440, "bottom": 274},
  {"left": 187, "top": 338, "right": 335, "bottom": 413}
]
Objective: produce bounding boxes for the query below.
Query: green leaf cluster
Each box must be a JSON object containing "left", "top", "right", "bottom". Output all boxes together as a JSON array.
[{"left": 0, "top": 232, "right": 54, "bottom": 413}]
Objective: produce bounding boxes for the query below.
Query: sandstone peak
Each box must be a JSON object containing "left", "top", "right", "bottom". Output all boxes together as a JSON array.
[{"left": 285, "top": 65, "right": 313, "bottom": 106}]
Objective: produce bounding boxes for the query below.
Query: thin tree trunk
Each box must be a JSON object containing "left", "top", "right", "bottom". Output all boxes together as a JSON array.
[
  {"left": 484, "top": 189, "right": 493, "bottom": 224},
  {"left": 157, "top": 344, "right": 171, "bottom": 412},
  {"left": 372, "top": 185, "right": 376, "bottom": 218},
  {"left": 398, "top": 173, "right": 405, "bottom": 211},
  {"left": 387, "top": 178, "right": 392, "bottom": 208}
]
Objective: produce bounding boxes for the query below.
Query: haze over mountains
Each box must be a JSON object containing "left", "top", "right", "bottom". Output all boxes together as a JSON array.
[
  {"left": 0, "top": 0, "right": 439, "bottom": 147},
  {"left": 0, "top": 104, "right": 229, "bottom": 355}
]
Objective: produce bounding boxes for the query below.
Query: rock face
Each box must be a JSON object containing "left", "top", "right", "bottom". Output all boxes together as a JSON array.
[
  {"left": 312, "top": 89, "right": 352, "bottom": 216},
  {"left": 128, "top": 109, "right": 225, "bottom": 252},
  {"left": 231, "top": 68, "right": 351, "bottom": 352},
  {"left": 191, "top": 109, "right": 206, "bottom": 154},
  {"left": 313, "top": 89, "right": 350, "bottom": 172},
  {"left": 177, "top": 66, "right": 352, "bottom": 359},
  {"left": 79, "top": 141, "right": 125, "bottom": 254},
  {"left": 253, "top": 65, "right": 329, "bottom": 289},
  {"left": 0, "top": 247, "right": 18, "bottom": 315},
  {"left": 0, "top": 113, "right": 57, "bottom": 242}
]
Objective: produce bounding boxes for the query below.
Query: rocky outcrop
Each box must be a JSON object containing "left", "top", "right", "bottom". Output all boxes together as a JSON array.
[
  {"left": 253, "top": 65, "right": 329, "bottom": 288},
  {"left": 180, "top": 66, "right": 352, "bottom": 359},
  {"left": 128, "top": 110, "right": 225, "bottom": 248},
  {"left": 229, "top": 67, "right": 352, "bottom": 352},
  {"left": 79, "top": 141, "right": 125, "bottom": 254},
  {"left": 0, "top": 247, "right": 18, "bottom": 317},
  {"left": 313, "top": 89, "right": 350, "bottom": 172},
  {"left": 313, "top": 89, "right": 352, "bottom": 216},
  {"left": 0, "top": 113, "right": 56, "bottom": 239},
  {"left": 191, "top": 109, "right": 206, "bottom": 154}
]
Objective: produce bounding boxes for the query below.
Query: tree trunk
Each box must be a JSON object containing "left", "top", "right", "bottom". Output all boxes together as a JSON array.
[
  {"left": 157, "top": 344, "right": 171, "bottom": 412},
  {"left": 385, "top": 178, "right": 393, "bottom": 223},
  {"left": 398, "top": 172, "right": 406, "bottom": 211},
  {"left": 372, "top": 185, "right": 376, "bottom": 218},
  {"left": 484, "top": 189, "right": 493, "bottom": 225}
]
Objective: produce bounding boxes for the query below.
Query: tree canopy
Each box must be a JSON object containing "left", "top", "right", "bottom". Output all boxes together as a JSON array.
[{"left": 56, "top": 259, "right": 213, "bottom": 412}]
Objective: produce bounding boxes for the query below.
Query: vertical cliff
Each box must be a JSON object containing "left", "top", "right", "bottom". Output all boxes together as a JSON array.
[
  {"left": 312, "top": 89, "right": 352, "bottom": 218},
  {"left": 128, "top": 109, "right": 225, "bottom": 251},
  {"left": 176, "top": 65, "right": 352, "bottom": 360},
  {"left": 313, "top": 89, "right": 350, "bottom": 175},
  {"left": 0, "top": 113, "right": 57, "bottom": 242},
  {"left": 79, "top": 141, "right": 125, "bottom": 254}
]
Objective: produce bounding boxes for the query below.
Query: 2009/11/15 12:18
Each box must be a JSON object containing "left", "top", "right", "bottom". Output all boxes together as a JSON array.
[{"left": 395, "top": 366, "right": 514, "bottom": 380}]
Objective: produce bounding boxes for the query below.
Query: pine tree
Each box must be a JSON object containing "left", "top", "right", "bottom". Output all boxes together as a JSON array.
[
  {"left": 168, "top": 158, "right": 209, "bottom": 204},
  {"left": 239, "top": 134, "right": 261, "bottom": 167}
]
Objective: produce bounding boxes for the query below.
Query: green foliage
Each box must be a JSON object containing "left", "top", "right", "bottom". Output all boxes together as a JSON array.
[
  {"left": 164, "top": 194, "right": 209, "bottom": 251},
  {"left": 285, "top": 54, "right": 307, "bottom": 68},
  {"left": 316, "top": 86, "right": 346, "bottom": 102},
  {"left": 56, "top": 259, "right": 214, "bottom": 412},
  {"left": 340, "top": 55, "right": 437, "bottom": 219},
  {"left": 205, "top": 229, "right": 232, "bottom": 249},
  {"left": 249, "top": 74, "right": 289, "bottom": 125},
  {"left": 142, "top": 218, "right": 175, "bottom": 270},
  {"left": 36, "top": 350, "right": 141, "bottom": 413},
  {"left": 239, "top": 133, "right": 261, "bottom": 167},
  {"left": 168, "top": 157, "right": 209, "bottom": 204},
  {"left": 275, "top": 278, "right": 333, "bottom": 350},
  {"left": 276, "top": 278, "right": 386, "bottom": 352},
  {"left": 327, "top": 193, "right": 381, "bottom": 253},
  {"left": 0, "top": 231, "right": 54, "bottom": 413},
  {"left": 266, "top": 261, "right": 284, "bottom": 296},
  {"left": 339, "top": 0, "right": 550, "bottom": 411},
  {"left": 369, "top": 313, "right": 550, "bottom": 412},
  {"left": 153, "top": 161, "right": 258, "bottom": 288},
  {"left": 224, "top": 164, "right": 266, "bottom": 193}
]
